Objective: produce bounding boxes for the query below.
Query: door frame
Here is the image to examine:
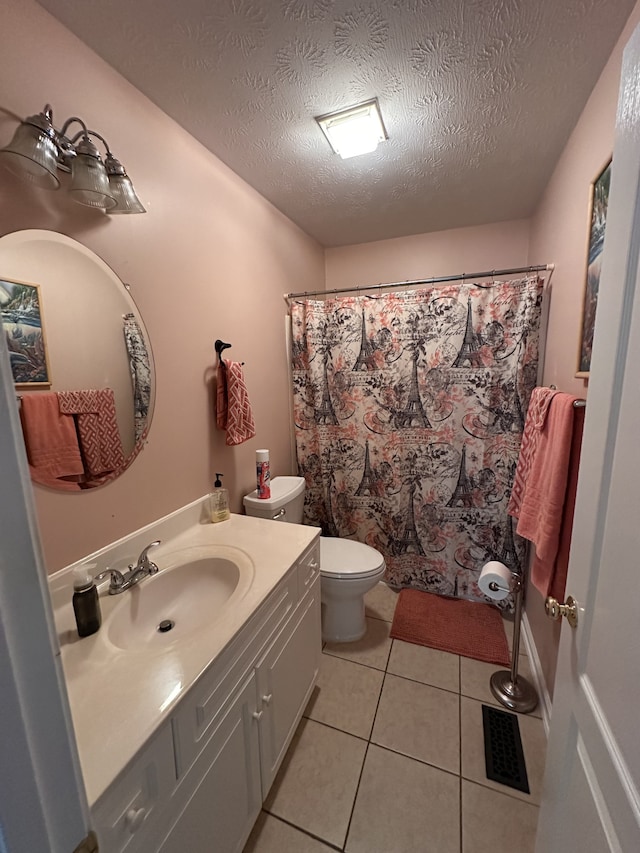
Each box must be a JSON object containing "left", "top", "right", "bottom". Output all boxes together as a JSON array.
[{"left": 0, "top": 329, "right": 89, "bottom": 851}]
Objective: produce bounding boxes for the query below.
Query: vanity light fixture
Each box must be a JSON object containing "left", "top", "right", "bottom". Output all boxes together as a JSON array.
[
  {"left": 0, "top": 104, "right": 146, "bottom": 214},
  {"left": 315, "top": 98, "right": 387, "bottom": 160}
]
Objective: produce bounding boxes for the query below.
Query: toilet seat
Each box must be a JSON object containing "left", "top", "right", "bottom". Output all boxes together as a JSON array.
[{"left": 320, "top": 537, "right": 385, "bottom": 580}]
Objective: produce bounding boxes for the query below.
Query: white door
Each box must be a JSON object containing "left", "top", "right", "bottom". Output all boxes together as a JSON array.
[
  {"left": 536, "top": 22, "right": 640, "bottom": 853},
  {"left": 0, "top": 316, "right": 89, "bottom": 847}
]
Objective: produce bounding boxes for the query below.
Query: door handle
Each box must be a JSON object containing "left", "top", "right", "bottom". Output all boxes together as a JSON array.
[
  {"left": 262, "top": 693, "right": 273, "bottom": 706},
  {"left": 545, "top": 594, "right": 579, "bottom": 628},
  {"left": 252, "top": 710, "right": 264, "bottom": 721}
]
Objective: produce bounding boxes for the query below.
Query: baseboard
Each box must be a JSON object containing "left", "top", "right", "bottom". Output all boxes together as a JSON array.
[{"left": 521, "top": 612, "right": 553, "bottom": 734}]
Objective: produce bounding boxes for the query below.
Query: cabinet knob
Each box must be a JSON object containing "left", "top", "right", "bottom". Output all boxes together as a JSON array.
[
  {"left": 262, "top": 693, "right": 273, "bottom": 706},
  {"left": 252, "top": 710, "right": 264, "bottom": 721},
  {"left": 125, "top": 807, "right": 147, "bottom": 833}
]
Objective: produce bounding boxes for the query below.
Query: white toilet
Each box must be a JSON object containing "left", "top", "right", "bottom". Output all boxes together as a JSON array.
[{"left": 243, "top": 476, "right": 386, "bottom": 643}]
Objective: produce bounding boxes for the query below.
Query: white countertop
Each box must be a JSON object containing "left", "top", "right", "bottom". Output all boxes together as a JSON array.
[{"left": 53, "top": 513, "right": 319, "bottom": 806}]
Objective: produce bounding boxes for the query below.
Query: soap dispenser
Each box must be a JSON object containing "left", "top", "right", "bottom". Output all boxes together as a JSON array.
[
  {"left": 209, "top": 473, "right": 230, "bottom": 523},
  {"left": 72, "top": 563, "right": 102, "bottom": 638}
]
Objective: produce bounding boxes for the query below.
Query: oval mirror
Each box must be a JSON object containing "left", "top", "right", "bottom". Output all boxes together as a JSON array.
[{"left": 0, "top": 229, "right": 155, "bottom": 490}]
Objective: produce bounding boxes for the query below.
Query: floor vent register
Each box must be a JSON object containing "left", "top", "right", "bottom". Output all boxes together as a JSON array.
[{"left": 482, "top": 704, "right": 530, "bottom": 794}]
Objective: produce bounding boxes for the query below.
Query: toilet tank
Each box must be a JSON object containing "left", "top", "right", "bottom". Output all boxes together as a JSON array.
[{"left": 243, "top": 476, "right": 306, "bottom": 523}]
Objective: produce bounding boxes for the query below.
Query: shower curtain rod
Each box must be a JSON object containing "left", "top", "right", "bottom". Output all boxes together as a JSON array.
[{"left": 284, "top": 263, "right": 554, "bottom": 301}]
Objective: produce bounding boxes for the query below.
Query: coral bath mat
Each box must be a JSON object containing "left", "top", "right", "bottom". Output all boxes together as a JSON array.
[{"left": 390, "top": 589, "right": 510, "bottom": 665}]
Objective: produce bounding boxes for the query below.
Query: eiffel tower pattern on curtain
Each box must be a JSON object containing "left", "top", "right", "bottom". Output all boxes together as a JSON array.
[
  {"left": 291, "top": 278, "right": 543, "bottom": 609},
  {"left": 353, "top": 309, "right": 378, "bottom": 371},
  {"left": 446, "top": 445, "right": 474, "bottom": 507},
  {"left": 452, "top": 297, "right": 485, "bottom": 368}
]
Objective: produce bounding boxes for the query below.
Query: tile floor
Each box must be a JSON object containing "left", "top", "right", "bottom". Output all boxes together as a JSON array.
[{"left": 244, "top": 583, "right": 546, "bottom": 853}]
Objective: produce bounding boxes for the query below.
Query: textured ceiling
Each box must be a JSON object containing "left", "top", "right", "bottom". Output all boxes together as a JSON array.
[{"left": 37, "top": 0, "right": 635, "bottom": 247}]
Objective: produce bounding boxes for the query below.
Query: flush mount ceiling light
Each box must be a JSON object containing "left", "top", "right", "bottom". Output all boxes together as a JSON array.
[
  {"left": 316, "top": 98, "right": 388, "bottom": 160},
  {"left": 0, "top": 104, "right": 145, "bottom": 214}
]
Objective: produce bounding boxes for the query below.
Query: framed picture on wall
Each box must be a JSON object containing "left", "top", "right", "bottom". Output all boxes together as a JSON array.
[
  {"left": 577, "top": 157, "right": 612, "bottom": 378},
  {"left": 0, "top": 277, "right": 52, "bottom": 387}
]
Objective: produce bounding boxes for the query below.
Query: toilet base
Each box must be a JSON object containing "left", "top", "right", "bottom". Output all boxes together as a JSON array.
[{"left": 321, "top": 596, "right": 367, "bottom": 643}]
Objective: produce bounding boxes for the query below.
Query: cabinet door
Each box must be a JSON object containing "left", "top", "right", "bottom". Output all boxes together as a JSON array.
[
  {"left": 158, "top": 673, "right": 261, "bottom": 853},
  {"left": 256, "top": 580, "right": 321, "bottom": 795}
]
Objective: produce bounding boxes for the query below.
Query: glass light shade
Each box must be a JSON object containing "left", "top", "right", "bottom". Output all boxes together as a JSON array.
[
  {"left": 0, "top": 122, "right": 60, "bottom": 189},
  {"left": 317, "top": 100, "right": 387, "bottom": 160},
  {"left": 107, "top": 174, "right": 146, "bottom": 214},
  {"left": 69, "top": 153, "right": 116, "bottom": 209}
]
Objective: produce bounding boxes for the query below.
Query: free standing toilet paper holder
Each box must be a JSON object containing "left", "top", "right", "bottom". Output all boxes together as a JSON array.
[{"left": 488, "top": 572, "right": 538, "bottom": 714}]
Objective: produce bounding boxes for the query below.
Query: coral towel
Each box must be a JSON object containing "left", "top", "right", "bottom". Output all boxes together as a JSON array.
[
  {"left": 216, "top": 359, "right": 256, "bottom": 446},
  {"left": 19, "top": 392, "right": 84, "bottom": 489},
  {"left": 508, "top": 388, "right": 580, "bottom": 596},
  {"left": 546, "top": 407, "right": 585, "bottom": 601},
  {"left": 57, "top": 389, "right": 125, "bottom": 476}
]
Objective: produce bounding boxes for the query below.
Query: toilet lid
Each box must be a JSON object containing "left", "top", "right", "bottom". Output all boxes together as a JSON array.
[{"left": 320, "top": 537, "right": 385, "bottom": 579}]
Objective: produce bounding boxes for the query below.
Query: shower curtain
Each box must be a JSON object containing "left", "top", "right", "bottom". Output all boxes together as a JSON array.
[
  {"left": 123, "top": 312, "right": 152, "bottom": 443},
  {"left": 290, "top": 277, "right": 544, "bottom": 607}
]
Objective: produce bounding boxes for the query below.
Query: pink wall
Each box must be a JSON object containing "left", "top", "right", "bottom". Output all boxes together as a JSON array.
[
  {"left": 525, "top": 1, "right": 640, "bottom": 700},
  {"left": 325, "top": 220, "right": 531, "bottom": 291},
  {"left": 0, "top": 0, "right": 324, "bottom": 572}
]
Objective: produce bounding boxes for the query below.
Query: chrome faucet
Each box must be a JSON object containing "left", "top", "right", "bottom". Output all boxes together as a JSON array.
[
  {"left": 130, "top": 540, "right": 161, "bottom": 576},
  {"left": 95, "top": 540, "right": 161, "bottom": 595}
]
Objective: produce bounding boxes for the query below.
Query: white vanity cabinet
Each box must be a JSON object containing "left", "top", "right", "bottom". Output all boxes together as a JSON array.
[
  {"left": 91, "top": 537, "right": 321, "bottom": 853},
  {"left": 256, "top": 545, "right": 321, "bottom": 793}
]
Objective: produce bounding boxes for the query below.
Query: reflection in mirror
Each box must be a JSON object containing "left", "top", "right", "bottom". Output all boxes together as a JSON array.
[{"left": 0, "top": 230, "right": 154, "bottom": 490}]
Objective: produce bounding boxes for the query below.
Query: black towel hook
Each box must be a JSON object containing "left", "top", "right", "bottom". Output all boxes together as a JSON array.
[
  {"left": 215, "top": 339, "right": 244, "bottom": 366},
  {"left": 215, "top": 339, "right": 232, "bottom": 366}
]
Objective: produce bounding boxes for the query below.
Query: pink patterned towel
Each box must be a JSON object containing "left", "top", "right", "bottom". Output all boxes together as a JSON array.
[
  {"left": 216, "top": 359, "right": 256, "bottom": 446},
  {"left": 507, "top": 387, "right": 559, "bottom": 518},
  {"left": 20, "top": 392, "right": 84, "bottom": 487},
  {"left": 58, "top": 389, "right": 125, "bottom": 476},
  {"left": 508, "top": 389, "right": 580, "bottom": 595}
]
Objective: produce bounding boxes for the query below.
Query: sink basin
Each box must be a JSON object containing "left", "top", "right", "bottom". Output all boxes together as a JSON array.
[{"left": 105, "top": 546, "right": 253, "bottom": 651}]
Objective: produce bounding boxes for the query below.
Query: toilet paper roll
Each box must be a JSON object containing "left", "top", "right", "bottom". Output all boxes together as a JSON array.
[{"left": 478, "top": 561, "right": 513, "bottom": 601}]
